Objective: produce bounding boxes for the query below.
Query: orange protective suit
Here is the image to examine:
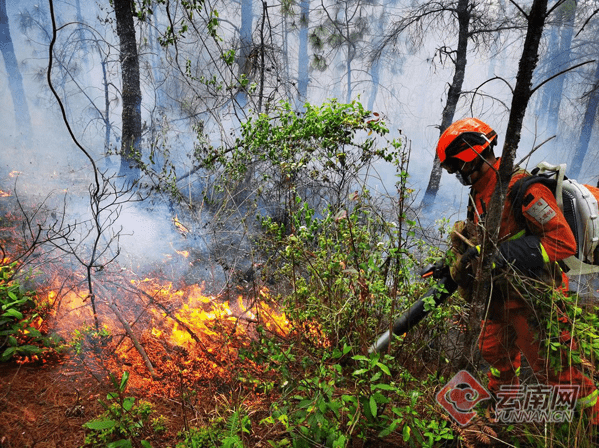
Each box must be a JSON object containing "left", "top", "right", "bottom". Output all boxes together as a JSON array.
[{"left": 463, "top": 158, "right": 599, "bottom": 419}]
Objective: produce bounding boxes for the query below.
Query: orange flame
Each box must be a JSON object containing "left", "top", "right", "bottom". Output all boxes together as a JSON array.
[{"left": 173, "top": 215, "right": 189, "bottom": 235}]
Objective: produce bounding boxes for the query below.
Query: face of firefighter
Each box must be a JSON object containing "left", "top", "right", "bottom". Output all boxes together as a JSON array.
[{"left": 443, "top": 158, "right": 483, "bottom": 186}]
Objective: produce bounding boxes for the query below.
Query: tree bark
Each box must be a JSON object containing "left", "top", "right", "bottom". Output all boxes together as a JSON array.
[
  {"left": 114, "top": 0, "right": 142, "bottom": 180},
  {"left": 296, "top": 0, "right": 310, "bottom": 109},
  {"left": 546, "top": 0, "right": 576, "bottom": 135},
  {"left": 0, "top": 0, "right": 32, "bottom": 137},
  {"left": 420, "top": 0, "right": 470, "bottom": 209},
  {"left": 466, "top": 0, "right": 549, "bottom": 370},
  {"left": 570, "top": 60, "right": 599, "bottom": 180},
  {"left": 236, "top": 0, "right": 253, "bottom": 108}
]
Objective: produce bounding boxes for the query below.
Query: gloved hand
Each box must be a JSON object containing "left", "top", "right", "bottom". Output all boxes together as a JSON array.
[
  {"left": 449, "top": 245, "right": 480, "bottom": 286},
  {"left": 494, "top": 236, "right": 545, "bottom": 277},
  {"left": 449, "top": 244, "right": 510, "bottom": 285},
  {"left": 450, "top": 235, "right": 546, "bottom": 284}
]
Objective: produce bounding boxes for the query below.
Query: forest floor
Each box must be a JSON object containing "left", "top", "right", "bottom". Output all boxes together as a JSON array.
[
  {"left": 0, "top": 303, "right": 284, "bottom": 448},
  {"left": 0, "top": 187, "right": 286, "bottom": 448},
  {"left": 0, "top": 358, "right": 127, "bottom": 448}
]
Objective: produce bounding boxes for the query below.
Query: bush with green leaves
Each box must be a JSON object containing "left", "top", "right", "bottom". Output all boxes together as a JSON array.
[
  {"left": 258, "top": 192, "right": 442, "bottom": 351},
  {"left": 176, "top": 409, "right": 250, "bottom": 448},
  {"left": 219, "top": 99, "right": 458, "bottom": 445},
  {"left": 69, "top": 324, "right": 112, "bottom": 357},
  {"left": 0, "top": 261, "right": 61, "bottom": 361},
  {"left": 81, "top": 372, "right": 161, "bottom": 448},
  {"left": 250, "top": 334, "right": 454, "bottom": 448}
]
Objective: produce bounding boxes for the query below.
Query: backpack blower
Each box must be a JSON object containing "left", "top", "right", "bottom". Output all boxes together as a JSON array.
[{"left": 369, "top": 263, "right": 458, "bottom": 353}]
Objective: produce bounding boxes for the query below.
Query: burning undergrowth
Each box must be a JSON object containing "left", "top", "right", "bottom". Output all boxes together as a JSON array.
[
  {"left": 25, "top": 263, "right": 292, "bottom": 392},
  {"left": 0, "top": 181, "right": 311, "bottom": 445}
]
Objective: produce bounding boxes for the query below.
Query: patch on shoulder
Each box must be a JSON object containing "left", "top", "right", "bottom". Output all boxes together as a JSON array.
[{"left": 525, "top": 197, "right": 557, "bottom": 225}]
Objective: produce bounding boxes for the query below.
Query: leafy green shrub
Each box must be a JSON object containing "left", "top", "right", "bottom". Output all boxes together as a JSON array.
[
  {"left": 0, "top": 261, "right": 61, "bottom": 361},
  {"left": 252, "top": 338, "right": 454, "bottom": 447},
  {"left": 81, "top": 372, "right": 158, "bottom": 448},
  {"left": 69, "top": 324, "right": 112, "bottom": 357},
  {"left": 176, "top": 410, "right": 250, "bottom": 448},
  {"left": 221, "top": 100, "right": 458, "bottom": 446}
]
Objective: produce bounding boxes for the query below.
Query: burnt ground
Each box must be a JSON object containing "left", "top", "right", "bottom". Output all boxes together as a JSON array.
[
  {"left": 0, "top": 345, "right": 275, "bottom": 448},
  {"left": 0, "top": 359, "right": 119, "bottom": 448}
]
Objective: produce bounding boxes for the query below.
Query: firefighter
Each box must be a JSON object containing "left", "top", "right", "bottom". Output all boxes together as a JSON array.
[{"left": 437, "top": 117, "right": 599, "bottom": 425}]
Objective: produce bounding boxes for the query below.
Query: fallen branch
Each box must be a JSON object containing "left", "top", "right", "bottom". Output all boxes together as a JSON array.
[
  {"left": 121, "top": 281, "right": 221, "bottom": 364},
  {"left": 105, "top": 300, "right": 158, "bottom": 379}
]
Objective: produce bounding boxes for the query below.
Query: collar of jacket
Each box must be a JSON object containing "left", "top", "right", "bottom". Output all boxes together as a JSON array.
[{"left": 471, "top": 157, "right": 501, "bottom": 194}]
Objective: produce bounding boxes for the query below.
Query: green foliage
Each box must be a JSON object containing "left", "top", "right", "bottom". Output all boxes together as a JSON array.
[
  {"left": 81, "top": 372, "right": 160, "bottom": 448},
  {"left": 136, "top": 0, "right": 211, "bottom": 46},
  {"left": 175, "top": 409, "right": 249, "bottom": 448},
  {"left": 69, "top": 324, "right": 112, "bottom": 357},
  {"left": 194, "top": 100, "right": 396, "bottom": 216},
  {"left": 261, "top": 198, "right": 405, "bottom": 348},
  {"left": 176, "top": 424, "right": 224, "bottom": 448},
  {"left": 251, "top": 340, "right": 454, "bottom": 447},
  {"left": 0, "top": 261, "right": 61, "bottom": 362},
  {"left": 224, "top": 99, "right": 455, "bottom": 445},
  {"left": 209, "top": 99, "right": 391, "bottom": 179}
]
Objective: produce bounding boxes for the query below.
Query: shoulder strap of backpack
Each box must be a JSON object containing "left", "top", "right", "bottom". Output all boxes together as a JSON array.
[
  {"left": 508, "top": 172, "right": 558, "bottom": 229},
  {"left": 535, "top": 162, "right": 567, "bottom": 211}
]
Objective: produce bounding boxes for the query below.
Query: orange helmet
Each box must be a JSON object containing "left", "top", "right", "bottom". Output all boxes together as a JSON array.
[{"left": 436, "top": 118, "right": 497, "bottom": 167}]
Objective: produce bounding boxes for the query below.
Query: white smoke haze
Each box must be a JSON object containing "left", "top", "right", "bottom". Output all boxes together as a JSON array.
[{"left": 1, "top": 0, "right": 598, "bottom": 292}]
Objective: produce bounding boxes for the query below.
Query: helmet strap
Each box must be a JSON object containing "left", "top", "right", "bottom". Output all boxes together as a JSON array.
[{"left": 456, "top": 155, "right": 486, "bottom": 186}]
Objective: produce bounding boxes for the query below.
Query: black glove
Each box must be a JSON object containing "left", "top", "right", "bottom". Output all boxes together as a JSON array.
[
  {"left": 449, "top": 246, "right": 480, "bottom": 286},
  {"left": 452, "top": 236, "right": 545, "bottom": 281},
  {"left": 460, "top": 246, "right": 480, "bottom": 269},
  {"left": 495, "top": 236, "right": 546, "bottom": 277}
]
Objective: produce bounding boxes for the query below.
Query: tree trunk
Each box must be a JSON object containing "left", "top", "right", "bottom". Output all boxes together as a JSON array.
[
  {"left": 570, "top": 60, "right": 599, "bottom": 180},
  {"left": 114, "top": 0, "right": 142, "bottom": 180},
  {"left": 236, "top": 0, "right": 253, "bottom": 108},
  {"left": 75, "top": 0, "right": 88, "bottom": 58},
  {"left": 420, "top": 0, "right": 470, "bottom": 209},
  {"left": 0, "top": 0, "right": 32, "bottom": 137},
  {"left": 466, "top": 0, "right": 549, "bottom": 371},
  {"left": 546, "top": 0, "right": 576, "bottom": 136},
  {"left": 346, "top": 43, "right": 354, "bottom": 103},
  {"left": 535, "top": 17, "right": 559, "bottom": 124},
  {"left": 367, "top": 9, "right": 386, "bottom": 112},
  {"left": 296, "top": 0, "right": 310, "bottom": 109}
]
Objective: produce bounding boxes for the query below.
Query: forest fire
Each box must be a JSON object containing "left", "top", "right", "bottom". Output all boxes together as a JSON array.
[
  {"left": 0, "top": 189, "right": 11, "bottom": 197},
  {"left": 38, "top": 269, "right": 290, "bottom": 392}
]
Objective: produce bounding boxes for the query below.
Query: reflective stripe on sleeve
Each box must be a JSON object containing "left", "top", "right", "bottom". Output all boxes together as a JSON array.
[
  {"left": 539, "top": 243, "right": 550, "bottom": 263},
  {"left": 509, "top": 230, "right": 526, "bottom": 241}
]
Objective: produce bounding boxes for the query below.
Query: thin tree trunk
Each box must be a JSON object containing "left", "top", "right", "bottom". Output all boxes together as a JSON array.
[
  {"left": 546, "top": 0, "right": 576, "bottom": 135},
  {"left": 101, "top": 58, "right": 112, "bottom": 152},
  {"left": 465, "top": 0, "right": 549, "bottom": 371},
  {"left": 236, "top": 0, "right": 253, "bottom": 108},
  {"left": 420, "top": 0, "right": 470, "bottom": 209},
  {"left": 570, "top": 60, "right": 599, "bottom": 179},
  {"left": 296, "top": 0, "right": 310, "bottom": 109},
  {"left": 0, "top": 0, "right": 32, "bottom": 137},
  {"left": 536, "top": 20, "right": 559, "bottom": 124},
  {"left": 346, "top": 44, "right": 354, "bottom": 103},
  {"left": 367, "top": 10, "right": 385, "bottom": 112},
  {"left": 114, "top": 0, "right": 142, "bottom": 180}
]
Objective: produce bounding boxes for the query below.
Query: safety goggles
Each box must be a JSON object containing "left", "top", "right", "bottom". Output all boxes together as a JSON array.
[{"left": 440, "top": 157, "right": 466, "bottom": 174}]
